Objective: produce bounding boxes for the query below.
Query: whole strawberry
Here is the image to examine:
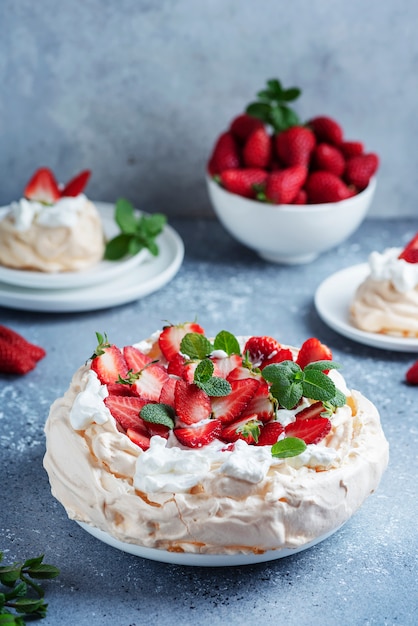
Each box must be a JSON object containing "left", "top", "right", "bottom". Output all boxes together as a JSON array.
[
  {"left": 229, "top": 113, "right": 264, "bottom": 142},
  {"left": 305, "top": 171, "right": 355, "bottom": 204},
  {"left": 243, "top": 127, "right": 272, "bottom": 169},
  {"left": 344, "top": 153, "right": 379, "bottom": 190},
  {"left": 219, "top": 168, "right": 268, "bottom": 198},
  {"left": 311, "top": 143, "right": 345, "bottom": 177},
  {"left": 308, "top": 115, "right": 344, "bottom": 146},
  {"left": 207, "top": 131, "right": 240, "bottom": 175},
  {"left": 275, "top": 126, "right": 316, "bottom": 167},
  {"left": 264, "top": 166, "right": 307, "bottom": 204}
]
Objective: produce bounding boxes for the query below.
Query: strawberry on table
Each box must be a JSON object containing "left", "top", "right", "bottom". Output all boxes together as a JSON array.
[
  {"left": 24, "top": 167, "right": 60, "bottom": 204},
  {"left": 0, "top": 338, "right": 37, "bottom": 375},
  {"left": 0, "top": 325, "right": 46, "bottom": 362},
  {"left": 405, "top": 360, "right": 418, "bottom": 385}
]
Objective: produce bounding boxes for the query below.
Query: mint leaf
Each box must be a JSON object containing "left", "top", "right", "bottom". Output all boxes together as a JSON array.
[
  {"left": 197, "top": 376, "right": 231, "bottom": 397},
  {"left": 302, "top": 369, "right": 337, "bottom": 403},
  {"left": 304, "top": 361, "right": 341, "bottom": 372},
  {"left": 104, "top": 233, "right": 131, "bottom": 260},
  {"left": 180, "top": 333, "right": 213, "bottom": 359},
  {"left": 213, "top": 330, "right": 241, "bottom": 356},
  {"left": 332, "top": 388, "right": 347, "bottom": 407},
  {"left": 271, "top": 437, "right": 307, "bottom": 458},
  {"left": 105, "top": 201, "right": 166, "bottom": 261},
  {"left": 140, "top": 403, "right": 175, "bottom": 429},
  {"left": 194, "top": 358, "right": 214, "bottom": 383},
  {"left": 270, "top": 380, "right": 303, "bottom": 410},
  {"left": 115, "top": 198, "right": 137, "bottom": 233}
]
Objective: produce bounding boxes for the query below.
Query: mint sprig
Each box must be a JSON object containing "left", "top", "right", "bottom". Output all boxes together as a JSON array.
[
  {"left": 271, "top": 437, "right": 307, "bottom": 458},
  {"left": 194, "top": 359, "right": 231, "bottom": 397},
  {"left": 140, "top": 403, "right": 175, "bottom": 429},
  {"left": 0, "top": 552, "right": 59, "bottom": 623},
  {"left": 104, "top": 198, "right": 166, "bottom": 261},
  {"left": 245, "top": 78, "right": 301, "bottom": 133},
  {"left": 213, "top": 330, "right": 241, "bottom": 356},
  {"left": 180, "top": 333, "right": 213, "bottom": 360},
  {"left": 262, "top": 360, "right": 345, "bottom": 410}
]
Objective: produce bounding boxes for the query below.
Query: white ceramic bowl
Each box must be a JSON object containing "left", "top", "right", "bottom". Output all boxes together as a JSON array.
[{"left": 206, "top": 175, "right": 377, "bottom": 264}]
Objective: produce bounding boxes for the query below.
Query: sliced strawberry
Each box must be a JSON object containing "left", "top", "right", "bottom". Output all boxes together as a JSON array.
[
  {"left": 226, "top": 365, "right": 261, "bottom": 382},
  {"left": 146, "top": 421, "right": 170, "bottom": 439},
  {"left": 210, "top": 353, "right": 242, "bottom": 379},
  {"left": 159, "top": 376, "right": 177, "bottom": 406},
  {"left": 296, "top": 338, "right": 332, "bottom": 370},
  {"left": 126, "top": 427, "right": 150, "bottom": 451},
  {"left": 182, "top": 360, "right": 199, "bottom": 383},
  {"left": 295, "top": 401, "right": 326, "bottom": 420},
  {"left": 60, "top": 170, "right": 91, "bottom": 197},
  {"left": 167, "top": 353, "right": 187, "bottom": 377},
  {"left": 24, "top": 167, "right": 60, "bottom": 204},
  {"left": 405, "top": 360, "right": 418, "bottom": 385},
  {"left": 91, "top": 344, "right": 129, "bottom": 385},
  {"left": 257, "top": 421, "right": 284, "bottom": 446},
  {"left": 284, "top": 416, "right": 331, "bottom": 444},
  {"left": 243, "top": 335, "right": 282, "bottom": 368},
  {"left": 399, "top": 233, "right": 418, "bottom": 264},
  {"left": 104, "top": 395, "right": 148, "bottom": 431},
  {"left": 131, "top": 363, "right": 169, "bottom": 402},
  {"left": 240, "top": 380, "right": 275, "bottom": 422},
  {"left": 262, "top": 347, "right": 294, "bottom": 369},
  {"left": 174, "top": 419, "right": 222, "bottom": 448},
  {"left": 123, "top": 345, "right": 153, "bottom": 371},
  {"left": 229, "top": 113, "right": 264, "bottom": 142},
  {"left": 211, "top": 378, "right": 259, "bottom": 424},
  {"left": 174, "top": 379, "right": 211, "bottom": 424},
  {"left": 0, "top": 338, "right": 37, "bottom": 375},
  {"left": 106, "top": 382, "right": 135, "bottom": 396},
  {"left": 220, "top": 415, "right": 261, "bottom": 445},
  {"left": 158, "top": 322, "right": 205, "bottom": 362}
]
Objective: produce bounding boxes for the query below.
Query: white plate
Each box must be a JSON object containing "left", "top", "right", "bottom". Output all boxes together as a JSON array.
[
  {"left": 77, "top": 521, "right": 343, "bottom": 567},
  {"left": 315, "top": 263, "right": 418, "bottom": 352},
  {"left": 0, "top": 220, "right": 184, "bottom": 313},
  {"left": 0, "top": 202, "right": 150, "bottom": 289}
]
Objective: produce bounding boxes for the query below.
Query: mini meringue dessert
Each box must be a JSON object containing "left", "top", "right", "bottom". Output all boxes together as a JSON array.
[
  {"left": 351, "top": 233, "right": 418, "bottom": 337},
  {"left": 0, "top": 168, "right": 105, "bottom": 272},
  {"left": 44, "top": 322, "right": 388, "bottom": 558}
]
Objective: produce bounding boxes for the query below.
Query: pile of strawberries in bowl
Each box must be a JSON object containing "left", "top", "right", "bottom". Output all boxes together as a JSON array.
[
  {"left": 206, "top": 78, "right": 379, "bottom": 264},
  {"left": 207, "top": 78, "right": 379, "bottom": 205}
]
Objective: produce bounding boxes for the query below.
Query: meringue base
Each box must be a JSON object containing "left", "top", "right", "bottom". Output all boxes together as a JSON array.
[{"left": 0, "top": 200, "right": 105, "bottom": 273}]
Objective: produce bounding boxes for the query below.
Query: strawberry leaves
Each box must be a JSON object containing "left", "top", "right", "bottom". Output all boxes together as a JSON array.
[
  {"left": 262, "top": 360, "right": 346, "bottom": 410},
  {"left": 246, "top": 78, "right": 301, "bottom": 134},
  {"left": 104, "top": 198, "right": 166, "bottom": 260}
]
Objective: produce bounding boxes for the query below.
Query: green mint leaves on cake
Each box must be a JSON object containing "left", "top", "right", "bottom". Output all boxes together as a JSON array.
[
  {"left": 0, "top": 552, "right": 59, "bottom": 622},
  {"left": 105, "top": 198, "right": 166, "bottom": 260}
]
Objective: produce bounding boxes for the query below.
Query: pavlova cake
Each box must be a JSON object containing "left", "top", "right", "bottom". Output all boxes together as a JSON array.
[
  {"left": 43, "top": 322, "right": 388, "bottom": 556},
  {"left": 0, "top": 167, "right": 104, "bottom": 272},
  {"left": 351, "top": 233, "right": 418, "bottom": 336}
]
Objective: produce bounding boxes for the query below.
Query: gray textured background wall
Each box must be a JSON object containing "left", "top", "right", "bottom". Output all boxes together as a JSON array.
[{"left": 1, "top": 0, "right": 417, "bottom": 219}]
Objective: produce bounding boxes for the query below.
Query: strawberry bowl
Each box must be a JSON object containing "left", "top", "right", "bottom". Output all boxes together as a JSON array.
[{"left": 206, "top": 174, "right": 376, "bottom": 264}]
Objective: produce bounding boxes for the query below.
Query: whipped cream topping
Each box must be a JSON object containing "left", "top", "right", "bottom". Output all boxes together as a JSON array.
[
  {"left": 351, "top": 248, "right": 418, "bottom": 336},
  {"left": 43, "top": 339, "right": 389, "bottom": 555},
  {"left": 8, "top": 195, "right": 89, "bottom": 231},
  {"left": 368, "top": 248, "right": 418, "bottom": 293}
]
